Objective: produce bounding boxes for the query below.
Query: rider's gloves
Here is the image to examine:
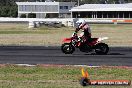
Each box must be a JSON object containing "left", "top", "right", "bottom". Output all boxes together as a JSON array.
[{"left": 73, "top": 32, "right": 77, "bottom": 36}]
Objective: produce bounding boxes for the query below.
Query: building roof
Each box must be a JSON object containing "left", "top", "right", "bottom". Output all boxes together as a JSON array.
[
  {"left": 16, "top": 2, "right": 76, "bottom": 5},
  {"left": 70, "top": 3, "right": 132, "bottom": 12}
]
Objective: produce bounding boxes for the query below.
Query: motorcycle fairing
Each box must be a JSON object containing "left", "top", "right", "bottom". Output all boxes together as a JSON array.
[
  {"left": 62, "top": 38, "right": 72, "bottom": 43},
  {"left": 87, "top": 37, "right": 108, "bottom": 46},
  {"left": 87, "top": 38, "right": 98, "bottom": 46}
]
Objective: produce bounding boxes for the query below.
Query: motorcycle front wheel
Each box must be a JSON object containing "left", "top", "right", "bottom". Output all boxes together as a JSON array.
[
  {"left": 61, "top": 43, "right": 75, "bottom": 54},
  {"left": 95, "top": 43, "right": 109, "bottom": 55}
]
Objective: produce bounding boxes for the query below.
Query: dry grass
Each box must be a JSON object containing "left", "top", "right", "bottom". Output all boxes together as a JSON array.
[
  {"left": 0, "top": 23, "right": 132, "bottom": 46},
  {"left": 91, "top": 24, "right": 132, "bottom": 46}
]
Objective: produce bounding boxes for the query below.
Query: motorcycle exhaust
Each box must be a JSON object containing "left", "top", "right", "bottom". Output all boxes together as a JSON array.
[{"left": 98, "top": 37, "right": 108, "bottom": 42}]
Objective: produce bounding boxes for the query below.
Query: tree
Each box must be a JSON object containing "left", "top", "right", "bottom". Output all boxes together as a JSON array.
[{"left": 10, "top": 6, "right": 18, "bottom": 17}]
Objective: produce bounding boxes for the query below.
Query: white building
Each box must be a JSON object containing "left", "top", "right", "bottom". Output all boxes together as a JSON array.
[
  {"left": 16, "top": 2, "right": 76, "bottom": 18},
  {"left": 70, "top": 3, "right": 132, "bottom": 18}
]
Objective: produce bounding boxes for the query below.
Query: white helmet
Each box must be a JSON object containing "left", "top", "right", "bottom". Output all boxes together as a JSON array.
[{"left": 76, "top": 19, "right": 86, "bottom": 26}]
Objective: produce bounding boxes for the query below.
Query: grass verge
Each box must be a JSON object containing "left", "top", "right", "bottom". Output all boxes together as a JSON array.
[{"left": 0, "top": 65, "right": 131, "bottom": 88}]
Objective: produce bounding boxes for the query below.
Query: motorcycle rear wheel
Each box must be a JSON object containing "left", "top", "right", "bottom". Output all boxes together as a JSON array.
[
  {"left": 61, "top": 43, "right": 75, "bottom": 54},
  {"left": 95, "top": 43, "right": 109, "bottom": 55}
]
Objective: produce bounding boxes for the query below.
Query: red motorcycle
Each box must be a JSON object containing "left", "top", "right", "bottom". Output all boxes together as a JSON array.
[{"left": 61, "top": 33, "right": 109, "bottom": 54}]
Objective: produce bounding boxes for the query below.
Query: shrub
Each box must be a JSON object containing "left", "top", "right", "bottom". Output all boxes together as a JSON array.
[
  {"left": 28, "top": 13, "right": 36, "bottom": 18},
  {"left": 20, "top": 14, "right": 26, "bottom": 18}
]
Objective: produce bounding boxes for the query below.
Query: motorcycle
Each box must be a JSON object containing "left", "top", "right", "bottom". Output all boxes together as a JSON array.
[{"left": 61, "top": 33, "right": 109, "bottom": 55}]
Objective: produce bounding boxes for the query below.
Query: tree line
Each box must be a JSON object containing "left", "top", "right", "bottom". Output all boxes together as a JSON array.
[{"left": 0, "top": 0, "right": 132, "bottom": 17}]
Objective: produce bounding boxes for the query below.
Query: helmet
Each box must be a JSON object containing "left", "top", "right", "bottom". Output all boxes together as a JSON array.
[{"left": 76, "top": 19, "right": 86, "bottom": 26}]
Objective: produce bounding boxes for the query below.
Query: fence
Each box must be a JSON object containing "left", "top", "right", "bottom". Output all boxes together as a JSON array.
[{"left": 0, "top": 18, "right": 132, "bottom": 28}]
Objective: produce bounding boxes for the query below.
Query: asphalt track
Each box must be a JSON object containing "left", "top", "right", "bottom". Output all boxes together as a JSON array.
[{"left": 0, "top": 46, "right": 131, "bottom": 66}]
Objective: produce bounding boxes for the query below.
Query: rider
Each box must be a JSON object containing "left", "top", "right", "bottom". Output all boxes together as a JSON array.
[{"left": 74, "top": 19, "right": 91, "bottom": 43}]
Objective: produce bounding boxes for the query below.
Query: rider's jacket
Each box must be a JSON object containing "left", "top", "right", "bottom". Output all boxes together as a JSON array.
[{"left": 75, "top": 23, "right": 91, "bottom": 37}]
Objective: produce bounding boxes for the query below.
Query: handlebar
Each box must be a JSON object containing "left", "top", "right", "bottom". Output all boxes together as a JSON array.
[{"left": 72, "top": 32, "right": 77, "bottom": 37}]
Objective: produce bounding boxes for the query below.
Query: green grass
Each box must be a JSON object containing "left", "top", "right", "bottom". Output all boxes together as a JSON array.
[{"left": 0, "top": 65, "right": 131, "bottom": 88}]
